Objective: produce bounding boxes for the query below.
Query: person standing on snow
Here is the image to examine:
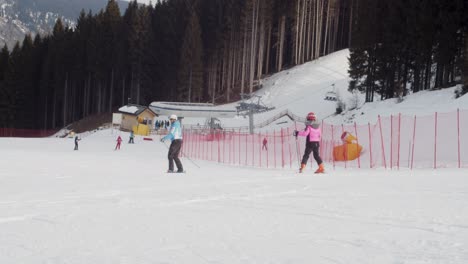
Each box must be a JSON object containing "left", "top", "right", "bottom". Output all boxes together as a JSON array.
[
  {"left": 115, "top": 135, "right": 122, "bottom": 150},
  {"left": 160, "top": 114, "right": 184, "bottom": 173},
  {"left": 262, "top": 137, "right": 268, "bottom": 150},
  {"left": 293, "top": 112, "right": 325, "bottom": 173},
  {"left": 74, "top": 136, "right": 81, "bottom": 150},
  {"left": 129, "top": 131, "right": 135, "bottom": 144}
]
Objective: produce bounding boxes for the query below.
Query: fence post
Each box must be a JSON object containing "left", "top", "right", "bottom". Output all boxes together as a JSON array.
[
  {"left": 341, "top": 124, "right": 347, "bottom": 169},
  {"left": 368, "top": 123, "right": 373, "bottom": 168},
  {"left": 245, "top": 132, "right": 248, "bottom": 165},
  {"left": 197, "top": 130, "right": 201, "bottom": 160},
  {"left": 281, "top": 128, "right": 285, "bottom": 168},
  {"left": 411, "top": 115, "right": 417, "bottom": 170},
  {"left": 238, "top": 128, "right": 241, "bottom": 165},
  {"left": 217, "top": 130, "right": 221, "bottom": 163},
  {"left": 390, "top": 115, "right": 393, "bottom": 169},
  {"left": 252, "top": 133, "right": 255, "bottom": 167},
  {"left": 202, "top": 131, "right": 205, "bottom": 160},
  {"left": 354, "top": 122, "right": 361, "bottom": 168},
  {"left": 320, "top": 120, "right": 324, "bottom": 159},
  {"left": 331, "top": 125, "right": 335, "bottom": 170},
  {"left": 434, "top": 112, "right": 438, "bottom": 169},
  {"left": 398, "top": 113, "right": 401, "bottom": 169},
  {"left": 229, "top": 131, "right": 234, "bottom": 164},
  {"left": 190, "top": 128, "right": 194, "bottom": 158},
  {"left": 287, "top": 127, "right": 292, "bottom": 168},
  {"left": 378, "top": 115, "right": 387, "bottom": 169},
  {"left": 259, "top": 133, "right": 262, "bottom": 168},
  {"left": 267, "top": 131, "right": 269, "bottom": 168},
  {"left": 274, "top": 129, "right": 277, "bottom": 168},
  {"left": 458, "top": 109, "right": 461, "bottom": 168}
]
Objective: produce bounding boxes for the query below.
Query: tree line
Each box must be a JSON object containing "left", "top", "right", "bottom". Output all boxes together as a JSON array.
[
  {"left": 0, "top": 0, "right": 351, "bottom": 130},
  {"left": 348, "top": 0, "right": 468, "bottom": 102}
]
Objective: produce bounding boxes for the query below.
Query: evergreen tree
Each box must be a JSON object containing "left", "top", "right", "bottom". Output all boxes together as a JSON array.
[
  {"left": 177, "top": 9, "right": 204, "bottom": 102},
  {"left": 0, "top": 45, "right": 10, "bottom": 127}
]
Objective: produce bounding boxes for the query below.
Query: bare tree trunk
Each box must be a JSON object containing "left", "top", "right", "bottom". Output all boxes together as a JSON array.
[
  {"left": 249, "top": 0, "right": 259, "bottom": 93},
  {"left": 211, "top": 60, "right": 217, "bottom": 104},
  {"left": 278, "top": 15, "right": 286, "bottom": 71},
  {"left": 349, "top": 0, "right": 354, "bottom": 47},
  {"left": 86, "top": 73, "right": 91, "bottom": 116},
  {"left": 257, "top": 16, "right": 265, "bottom": 80},
  {"left": 43, "top": 95, "right": 48, "bottom": 129},
  {"left": 63, "top": 73, "right": 68, "bottom": 126},
  {"left": 314, "top": 0, "right": 320, "bottom": 59},
  {"left": 294, "top": 0, "right": 300, "bottom": 64},
  {"left": 121, "top": 77, "right": 125, "bottom": 106},
  {"left": 241, "top": 22, "right": 248, "bottom": 95},
  {"left": 463, "top": 33, "right": 468, "bottom": 91},
  {"left": 265, "top": 24, "right": 271, "bottom": 75},
  {"left": 323, "top": 0, "right": 331, "bottom": 54},
  {"left": 136, "top": 71, "right": 140, "bottom": 105},
  {"left": 109, "top": 69, "right": 114, "bottom": 112},
  {"left": 307, "top": 0, "right": 313, "bottom": 61}
]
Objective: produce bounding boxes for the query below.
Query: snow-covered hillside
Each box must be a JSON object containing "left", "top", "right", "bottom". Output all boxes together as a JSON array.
[{"left": 181, "top": 49, "right": 468, "bottom": 131}]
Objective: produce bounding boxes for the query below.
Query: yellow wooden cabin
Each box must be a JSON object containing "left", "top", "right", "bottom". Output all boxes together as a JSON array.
[{"left": 118, "top": 104, "right": 157, "bottom": 136}]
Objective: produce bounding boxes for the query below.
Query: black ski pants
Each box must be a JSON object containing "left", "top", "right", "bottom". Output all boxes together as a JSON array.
[
  {"left": 301, "top": 141, "right": 322, "bottom": 166},
  {"left": 168, "top": 139, "right": 183, "bottom": 171}
]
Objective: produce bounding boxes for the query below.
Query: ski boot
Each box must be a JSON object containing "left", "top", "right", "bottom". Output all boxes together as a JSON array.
[
  {"left": 314, "top": 164, "right": 325, "bottom": 174},
  {"left": 299, "top": 163, "right": 306, "bottom": 173}
]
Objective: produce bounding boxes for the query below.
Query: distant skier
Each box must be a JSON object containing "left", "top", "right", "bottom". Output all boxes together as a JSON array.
[
  {"left": 262, "top": 137, "right": 268, "bottom": 150},
  {"left": 74, "top": 136, "right": 81, "bottom": 151},
  {"left": 160, "top": 114, "right": 184, "bottom": 173},
  {"left": 115, "top": 135, "right": 122, "bottom": 150},
  {"left": 293, "top": 112, "right": 325, "bottom": 173},
  {"left": 129, "top": 131, "right": 134, "bottom": 144}
]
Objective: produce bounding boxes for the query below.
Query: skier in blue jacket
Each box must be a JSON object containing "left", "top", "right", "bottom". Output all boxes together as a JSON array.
[{"left": 161, "top": 114, "right": 184, "bottom": 173}]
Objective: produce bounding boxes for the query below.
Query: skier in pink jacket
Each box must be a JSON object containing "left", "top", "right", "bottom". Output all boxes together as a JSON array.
[{"left": 293, "top": 112, "right": 325, "bottom": 173}]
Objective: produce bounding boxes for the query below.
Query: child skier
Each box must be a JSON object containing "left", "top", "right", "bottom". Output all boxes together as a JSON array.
[
  {"left": 115, "top": 135, "right": 122, "bottom": 150},
  {"left": 262, "top": 137, "right": 268, "bottom": 150},
  {"left": 129, "top": 131, "right": 134, "bottom": 144},
  {"left": 293, "top": 112, "right": 325, "bottom": 173}
]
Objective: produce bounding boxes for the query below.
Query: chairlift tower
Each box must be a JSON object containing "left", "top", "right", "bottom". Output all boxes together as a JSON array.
[{"left": 236, "top": 93, "right": 275, "bottom": 134}]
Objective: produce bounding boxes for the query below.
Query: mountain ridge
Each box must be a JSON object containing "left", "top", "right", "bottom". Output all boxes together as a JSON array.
[{"left": 0, "top": 0, "right": 128, "bottom": 49}]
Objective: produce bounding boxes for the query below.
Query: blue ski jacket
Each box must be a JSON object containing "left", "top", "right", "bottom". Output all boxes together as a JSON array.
[{"left": 162, "top": 120, "right": 183, "bottom": 142}]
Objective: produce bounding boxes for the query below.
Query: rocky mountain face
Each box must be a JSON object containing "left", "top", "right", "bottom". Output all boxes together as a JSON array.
[{"left": 0, "top": 0, "right": 128, "bottom": 49}]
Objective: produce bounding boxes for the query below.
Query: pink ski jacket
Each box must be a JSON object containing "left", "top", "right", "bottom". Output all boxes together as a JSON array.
[{"left": 298, "top": 124, "right": 321, "bottom": 142}]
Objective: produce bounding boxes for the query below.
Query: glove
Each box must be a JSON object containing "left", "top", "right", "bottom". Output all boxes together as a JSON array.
[
  {"left": 160, "top": 138, "right": 165, "bottom": 143},
  {"left": 293, "top": 130, "right": 298, "bottom": 137}
]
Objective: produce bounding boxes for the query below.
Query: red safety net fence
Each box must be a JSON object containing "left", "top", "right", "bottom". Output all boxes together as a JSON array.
[{"left": 181, "top": 109, "right": 468, "bottom": 170}]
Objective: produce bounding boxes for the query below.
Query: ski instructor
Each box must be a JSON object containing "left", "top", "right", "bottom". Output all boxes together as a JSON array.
[{"left": 160, "top": 114, "right": 184, "bottom": 173}]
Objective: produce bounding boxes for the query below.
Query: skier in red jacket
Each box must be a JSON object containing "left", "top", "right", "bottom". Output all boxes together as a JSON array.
[{"left": 115, "top": 135, "right": 122, "bottom": 150}]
